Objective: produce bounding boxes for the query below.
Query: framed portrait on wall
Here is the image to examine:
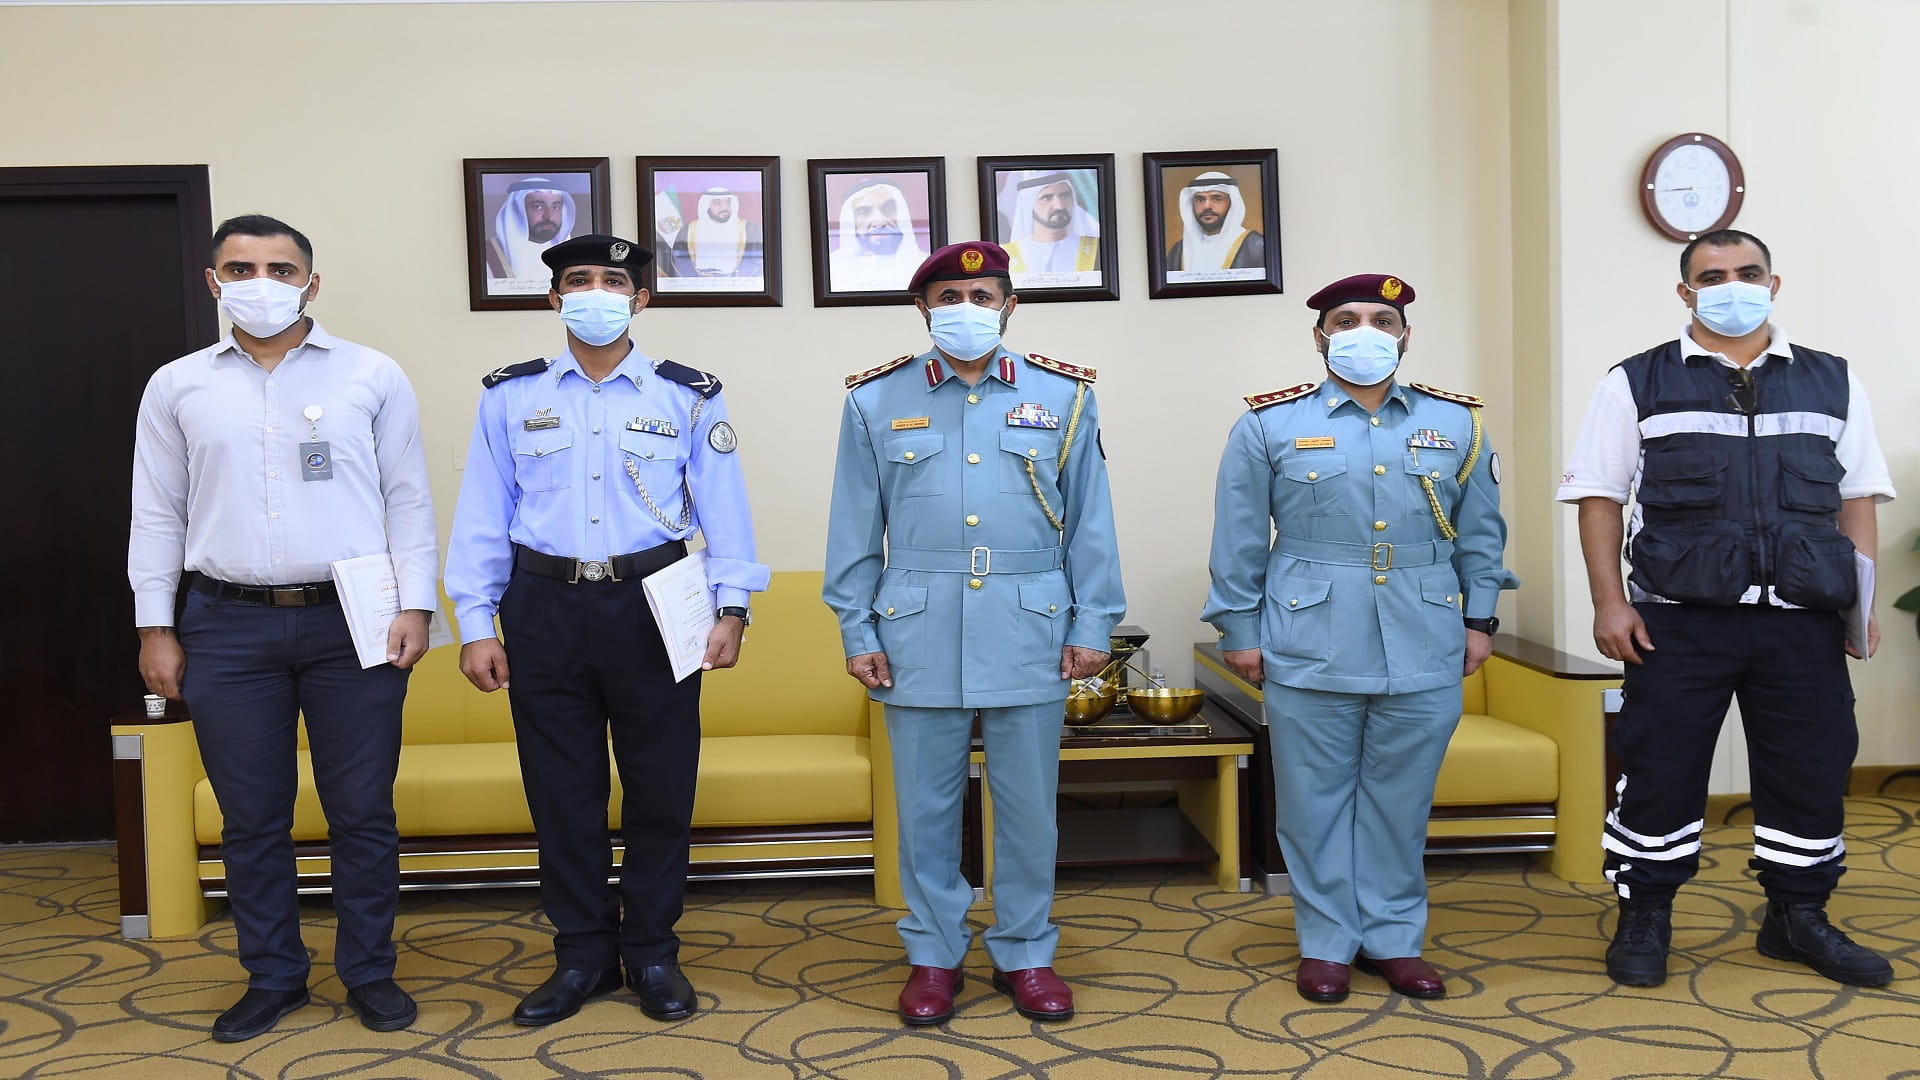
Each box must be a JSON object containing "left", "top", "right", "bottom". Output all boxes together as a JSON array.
[
  {"left": 1142, "top": 149, "right": 1283, "bottom": 300},
  {"left": 636, "top": 155, "right": 780, "bottom": 307},
  {"left": 976, "top": 154, "right": 1118, "bottom": 303},
  {"left": 462, "top": 157, "right": 612, "bottom": 311},
  {"left": 806, "top": 157, "right": 947, "bottom": 307}
]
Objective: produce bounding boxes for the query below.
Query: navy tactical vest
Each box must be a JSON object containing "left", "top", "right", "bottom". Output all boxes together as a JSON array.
[{"left": 1619, "top": 341, "right": 1856, "bottom": 610}]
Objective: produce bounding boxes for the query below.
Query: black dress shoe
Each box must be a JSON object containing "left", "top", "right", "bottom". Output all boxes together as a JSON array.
[
  {"left": 346, "top": 977, "right": 418, "bottom": 1032},
  {"left": 211, "top": 985, "right": 309, "bottom": 1043},
  {"left": 627, "top": 962, "right": 697, "bottom": 1021},
  {"left": 1757, "top": 899, "right": 1894, "bottom": 987},
  {"left": 513, "top": 967, "right": 623, "bottom": 1026}
]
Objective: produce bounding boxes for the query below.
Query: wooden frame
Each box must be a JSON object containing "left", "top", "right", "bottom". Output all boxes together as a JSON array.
[
  {"left": 462, "top": 156, "right": 611, "bottom": 311},
  {"left": 976, "top": 153, "right": 1119, "bottom": 303},
  {"left": 1639, "top": 132, "right": 1745, "bottom": 243},
  {"left": 636, "top": 155, "right": 781, "bottom": 307},
  {"left": 806, "top": 156, "right": 946, "bottom": 306},
  {"left": 1142, "top": 149, "right": 1283, "bottom": 300}
]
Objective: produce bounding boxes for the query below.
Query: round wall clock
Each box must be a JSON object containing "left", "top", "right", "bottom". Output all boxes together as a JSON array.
[{"left": 1639, "top": 132, "right": 1745, "bottom": 243}]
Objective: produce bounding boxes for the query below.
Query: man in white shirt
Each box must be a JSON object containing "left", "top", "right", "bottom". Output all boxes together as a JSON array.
[
  {"left": 1558, "top": 229, "right": 1895, "bottom": 990},
  {"left": 129, "top": 215, "right": 438, "bottom": 1041}
]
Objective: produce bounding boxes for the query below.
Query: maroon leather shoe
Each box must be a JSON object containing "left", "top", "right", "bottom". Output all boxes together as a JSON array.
[
  {"left": 1295, "top": 959, "right": 1351, "bottom": 1003},
  {"left": 1354, "top": 955, "right": 1446, "bottom": 998},
  {"left": 991, "top": 967, "right": 1074, "bottom": 1021},
  {"left": 897, "top": 965, "right": 963, "bottom": 1026}
]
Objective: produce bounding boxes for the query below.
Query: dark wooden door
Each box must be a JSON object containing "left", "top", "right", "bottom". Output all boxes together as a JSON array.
[{"left": 0, "top": 166, "right": 214, "bottom": 841}]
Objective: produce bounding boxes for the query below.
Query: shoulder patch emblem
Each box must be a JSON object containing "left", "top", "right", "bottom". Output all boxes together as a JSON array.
[
  {"left": 844, "top": 354, "right": 916, "bottom": 390},
  {"left": 1409, "top": 382, "right": 1485, "bottom": 408},
  {"left": 481, "top": 357, "right": 551, "bottom": 389},
  {"left": 1244, "top": 382, "right": 1319, "bottom": 411},
  {"left": 1025, "top": 352, "right": 1097, "bottom": 383},
  {"left": 654, "top": 359, "right": 722, "bottom": 398}
]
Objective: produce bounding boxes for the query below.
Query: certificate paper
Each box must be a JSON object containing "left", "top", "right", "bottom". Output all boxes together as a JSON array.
[
  {"left": 643, "top": 550, "right": 716, "bottom": 682},
  {"left": 1845, "top": 551, "right": 1875, "bottom": 661},
  {"left": 330, "top": 553, "right": 454, "bottom": 669}
]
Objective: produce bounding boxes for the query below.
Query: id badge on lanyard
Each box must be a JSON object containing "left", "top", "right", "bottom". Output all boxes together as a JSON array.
[{"left": 300, "top": 404, "right": 333, "bottom": 481}]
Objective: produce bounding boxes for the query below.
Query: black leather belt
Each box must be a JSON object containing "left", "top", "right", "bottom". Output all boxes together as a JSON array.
[
  {"left": 514, "top": 540, "right": 687, "bottom": 584},
  {"left": 190, "top": 574, "right": 339, "bottom": 607}
]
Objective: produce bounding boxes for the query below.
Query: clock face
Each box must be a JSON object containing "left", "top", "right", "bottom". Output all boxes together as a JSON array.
[{"left": 1640, "top": 133, "right": 1744, "bottom": 242}]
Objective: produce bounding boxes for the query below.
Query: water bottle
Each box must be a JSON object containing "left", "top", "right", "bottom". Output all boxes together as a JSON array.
[{"left": 1149, "top": 665, "right": 1168, "bottom": 689}]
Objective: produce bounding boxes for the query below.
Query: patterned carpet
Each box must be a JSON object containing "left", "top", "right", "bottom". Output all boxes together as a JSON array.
[{"left": 4, "top": 796, "right": 1919, "bottom": 1079}]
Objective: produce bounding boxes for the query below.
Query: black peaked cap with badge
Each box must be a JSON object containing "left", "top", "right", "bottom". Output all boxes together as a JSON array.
[{"left": 540, "top": 233, "right": 654, "bottom": 280}]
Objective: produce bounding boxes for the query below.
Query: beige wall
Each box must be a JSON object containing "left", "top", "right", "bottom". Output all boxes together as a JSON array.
[{"left": 4, "top": 0, "right": 1913, "bottom": 765}]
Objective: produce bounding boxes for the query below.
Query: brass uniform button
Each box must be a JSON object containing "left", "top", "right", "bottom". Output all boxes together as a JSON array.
[
  {"left": 967, "top": 393, "right": 980, "bottom": 404},
  {"left": 1374, "top": 464, "right": 1387, "bottom": 475},
  {"left": 1370, "top": 416, "right": 1381, "bottom": 426},
  {"left": 1048, "top": 604, "right": 1057, "bottom": 612},
  {"left": 1374, "top": 575, "right": 1388, "bottom": 585},
  {"left": 1027, "top": 447, "right": 1039, "bottom": 458},
  {"left": 1306, "top": 471, "right": 1319, "bottom": 481},
  {"left": 886, "top": 606, "right": 895, "bottom": 615},
  {"left": 967, "top": 453, "right": 980, "bottom": 464},
  {"left": 968, "top": 578, "right": 983, "bottom": 590},
  {"left": 1430, "top": 470, "right": 1442, "bottom": 479},
  {"left": 1447, "top": 595, "right": 1456, "bottom": 605},
  {"left": 1374, "top": 520, "right": 1387, "bottom": 531},
  {"left": 903, "top": 451, "right": 915, "bottom": 461},
  {"left": 1288, "top": 598, "right": 1299, "bottom": 607},
  {"left": 966, "top": 515, "right": 979, "bottom": 526}
]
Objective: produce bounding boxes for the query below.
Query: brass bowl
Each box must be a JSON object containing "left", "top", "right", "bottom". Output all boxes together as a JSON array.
[
  {"left": 1125, "top": 687, "right": 1207, "bottom": 723},
  {"left": 1064, "top": 683, "right": 1120, "bottom": 726}
]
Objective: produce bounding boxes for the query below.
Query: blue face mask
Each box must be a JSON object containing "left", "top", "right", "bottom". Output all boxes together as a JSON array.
[
  {"left": 1687, "top": 280, "right": 1772, "bottom": 338},
  {"left": 1321, "top": 325, "right": 1403, "bottom": 387},
  {"left": 928, "top": 301, "right": 1007, "bottom": 361},
  {"left": 558, "top": 288, "right": 634, "bottom": 346}
]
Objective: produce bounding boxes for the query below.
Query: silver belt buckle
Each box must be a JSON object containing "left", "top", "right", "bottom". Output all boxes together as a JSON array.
[
  {"left": 573, "top": 559, "right": 616, "bottom": 583},
  {"left": 970, "top": 546, "right": 991, "bottom": 576}
]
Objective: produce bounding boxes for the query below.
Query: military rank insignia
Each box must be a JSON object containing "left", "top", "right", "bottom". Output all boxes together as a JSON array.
[
  {"left": 627, "top": 417, "right": 679, "bottom": 437},
  {"left": 523, "top": 408, "right": 560, "bottom": 431},
  {"left": 1007, "top": 402, "right": 1061, "bottom": 429},
  {"left": 1408, "top": 428, "right": 1456, "bottom": 449}
]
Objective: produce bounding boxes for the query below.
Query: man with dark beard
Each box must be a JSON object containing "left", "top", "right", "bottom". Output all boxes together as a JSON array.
[
  {"left": 1167, "top": 171, "right": 1266, "bottom": 279},
  {"left": 490, "top": 178, "right": 578, "bottom": 280},
  {"left": 669, "top": 187, "right": 765, "bottom": 280},
  {"left": 1003, "top": 171, "right": 1100, "bottom": 286}
]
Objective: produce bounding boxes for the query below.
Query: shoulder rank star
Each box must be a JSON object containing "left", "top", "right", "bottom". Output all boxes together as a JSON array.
[
  {"left": 1408, "top": 382, "right": 1485, "bottom": 408},
  {"left": 627, "top": 417, "right": 678, "bottom": 437},
  {"left": 1007, "top": 402, "right": 1061, "bottom": 429},
  {"left": 1244, "top": 382, "right": 1318, "bottom": 411},
  {"left": 1408, "top": 428, "right": 1456, "bottom": 449},
  {"left": 844, "top": 354, "right": 916, "bottom": 390},
  {"left": 1025, "top": 353, "right": 1097, "bottom": 383},
  {"left": 523, "top": 408, "right": 560, "bottom": 431}
]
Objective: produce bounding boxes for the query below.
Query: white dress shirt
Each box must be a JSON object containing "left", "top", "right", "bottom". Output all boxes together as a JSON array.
[{"left": 129, "top": 320, "right": 438, "bottom": 626}]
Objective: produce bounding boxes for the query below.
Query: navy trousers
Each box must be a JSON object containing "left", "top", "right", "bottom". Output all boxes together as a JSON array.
[
  {"left": 499, "top": 567, "right": 702, "bottom": 970},
  {"left": 176, "top": 587, "right": 409, "bottom": 991},
  {"left": 1605, "top": 603, "right": 1856, "bottom": 902}
]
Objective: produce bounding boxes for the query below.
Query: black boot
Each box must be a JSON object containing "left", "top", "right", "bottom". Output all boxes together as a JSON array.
[
  {"left": 1606, "top": 898, "right": 1672, "bottom": 987},
  {"left": 1756, "top": 900, "right": 1893, "bottom": 987}
]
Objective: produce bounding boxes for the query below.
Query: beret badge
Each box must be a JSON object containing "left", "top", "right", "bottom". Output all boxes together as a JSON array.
[
  {"left": 960, "top": 248, "right": 985, "bottom": 274},
  {"left": 1379, "top": 277, "right": 1404, "bottom": 301},
  {"left": 610, "top": 241, "right": 630, "bottom": 262}
]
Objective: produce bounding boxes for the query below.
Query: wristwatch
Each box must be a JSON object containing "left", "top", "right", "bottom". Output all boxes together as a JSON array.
[
  {"left": 1463, "top": 616, "right": 1499, "bottom": 635},
  {"left": 717, "top": 605, "right": 751, "bottom": 625}
]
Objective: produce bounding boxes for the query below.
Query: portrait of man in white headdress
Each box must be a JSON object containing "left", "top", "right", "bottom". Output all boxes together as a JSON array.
[
  {"left": 663, "top": 186, "right": 765, "bottom": 290},
  {"left": 827, "top": 176, "right": 929, "bottom": 293},
  {"left": 999, "top": 169, "right": 1102, "bottom": 289},
  {"left": 486, "top": 176, "right": 581, "bottom": 285},
  {"left": 1166, "top": 170, "right": 1268, "bottom": 283}
]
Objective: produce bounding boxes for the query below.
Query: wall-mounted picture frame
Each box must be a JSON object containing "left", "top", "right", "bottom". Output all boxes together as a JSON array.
[
  {"left": 636, "top": 155, "right": 780, "bottom": 307},
  {"left": 462, "top": 156, "right": 612, "bottom": 311},
  {"left": 806, "top": 157, "right": 946, "bottom": 306},
  {"left": 976, "top": 154, "right": 1119, "bottom": 303},
  {"left": 1142, "top": 149, "right": 1283, "bottom": 300}
]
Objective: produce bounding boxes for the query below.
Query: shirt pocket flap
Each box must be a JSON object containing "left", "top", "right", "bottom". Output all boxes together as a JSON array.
[
  {"left": 884, "top": 431, "right": 945, "bottom": 465},
  {"left": 872, "top": 585, "right": 929, "bottom": 620},
  {"left": 999, "top": 429, "right": 1061, "bottom": 462},
  {"left": 1420, "top": 573, "right": 1462, "bottom": 609},
  {"left": 1270, "top": 574, "right": 1333, "bottom": 611},
  {"left": 1404, "top": 451, "right": 1461, "bottom": 480},
  {"left": 1281, "top": 456, "right": 1348, "bottom": 483},
  {"left": 513, "top": 428, "right": 574, "bottom": 458},
  {"left": 617, "top": 429, "right": 675, "bottom": 459},
  {"left": 1637, "top": 451, "right": 1723, "bottom": 508},
  {"left": 1018, "top": 581, "right": 1071, "bottom": 619},
  {"left": 1780, "top": 451, "right": 1845, "bottom": 485}
]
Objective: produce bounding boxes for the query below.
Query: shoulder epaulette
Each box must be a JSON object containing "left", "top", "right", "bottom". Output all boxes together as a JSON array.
[
  {"left": 654, "top": 359, "right": 722, "bottom": 398},
  {"left": 1409, "top": 382, "right": 1484, "bottom": 408},
  {"left": 481, "top": 358, "right": 551, "bottom": 389},
  {"left": 844, "top": 354, "right": 915, "bottom": 390},
  {"left": 1244, "top": 383, "right": 1318, "bottom": 411},
  {"left": 1026, "top": 353, "right": 1097, "bottom": 383}
]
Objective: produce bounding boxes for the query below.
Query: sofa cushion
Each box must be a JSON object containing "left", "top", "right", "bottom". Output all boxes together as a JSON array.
[
  {"left": 1431, "top": 713, "right": 1558, "bottom": 806},
  {"left": 194, "top": 734, "right": 872, "bottom": 844}
]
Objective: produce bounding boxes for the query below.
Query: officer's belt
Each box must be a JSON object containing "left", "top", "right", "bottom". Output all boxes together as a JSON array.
[
  {"left": 1273, "top": 535, "right": 1453, "bottom": 570},
  {"left": 887, "top": 545, "right": 1065, "bottom": 576},
  {"left": 190, "top": 573, "right": 339, "bottom": 607},
  {"left": 514, "top": 540, "right": 687, "bottom": 584}
]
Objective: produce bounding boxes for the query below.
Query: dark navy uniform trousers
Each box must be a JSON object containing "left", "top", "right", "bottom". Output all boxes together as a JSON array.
[
  {"left": 177, "top": 587, "right": 409, "bottom": 991},
  {"left": 499, "top": 567, "right": 702, "bottom": 971},
  {"left": 1606, "top": 603, "right": 1855, "bottom": 903}
]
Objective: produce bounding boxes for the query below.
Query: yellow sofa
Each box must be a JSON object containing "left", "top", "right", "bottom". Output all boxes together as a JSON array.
[
  {"left": 109, "top": 570, "right": 902, "bottom": 940},
  {"left": 1192, "top": 637, "right": 1620, "bottom": 886}
]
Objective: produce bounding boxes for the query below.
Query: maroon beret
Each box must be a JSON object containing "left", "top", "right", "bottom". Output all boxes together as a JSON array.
[
  {"left": 908, "top": 241, "right": 1011, "bottom": 295},
  {"left": 1305, "top": 273, "right": 1415, "bottom": 313}
]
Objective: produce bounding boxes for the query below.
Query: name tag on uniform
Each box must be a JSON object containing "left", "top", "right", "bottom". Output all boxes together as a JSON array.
[
  {"left": 1294, "top": 436, "right": 1335, "bottom": 449},
  {"left": 1007, "top": 403, "right": 1060, "bottom": 429},
  {"left": 523, "top": 409, "right": 560, "bottom": 431},
  {"left": 299, "top": 441, "right": 333, "bottom": 482},
  {"left": 627, "top": 417, "right": 679, "bottom": 437},
  {"left": 891, "top": 416, "right": 931, "bottom": 431}
]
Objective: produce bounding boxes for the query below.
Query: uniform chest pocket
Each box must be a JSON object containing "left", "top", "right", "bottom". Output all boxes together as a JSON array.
[
  {"left": 1279, "top": 454, "right": 1348, "bottom": 509},
  {"left": 617, "top": 429, "right": 685, "bottom": 501},
  {"left": 884, "top": 431, "right": 946, "bottom": 499},
  {"left": 1403, "top": 450, "right": 1461, "bottom": 485},
  {"left": 1637, "top": 451, "right": 1722, "bottom": 510},
  {"left": 511, "top": 428, "right": 574, "bottom": 493},
  {"left": 1000, "top": 429, "right": 1064, "bottom": 494},
  {"left": 1778, "top": 451, "right": 1844, "bottom": 514},
  {"left": 1263, "top": 573, "right": 1333, "bottom": 661}
]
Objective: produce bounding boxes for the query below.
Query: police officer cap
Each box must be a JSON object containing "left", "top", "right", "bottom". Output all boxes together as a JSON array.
[
  {"left": 540, "top": 233, "right": 654, "bottom": 277},
  {"left": 908, "top": 241, "right": 1011, "bottom": 295},
  {"left": 1306, "top": 273, "right": 1415, "bottom": 313}
]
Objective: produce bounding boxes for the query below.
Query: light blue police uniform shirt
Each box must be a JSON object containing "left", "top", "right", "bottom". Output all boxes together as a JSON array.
[
  {"left": 823, "top": 347, "right": 1126, "bottom": 708},
  {"left": 1204, "top": 379, "right": 1516, "bottom": 695},
  {"left": 446, "top": 346, "right": 768, "bottom": 644}
]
